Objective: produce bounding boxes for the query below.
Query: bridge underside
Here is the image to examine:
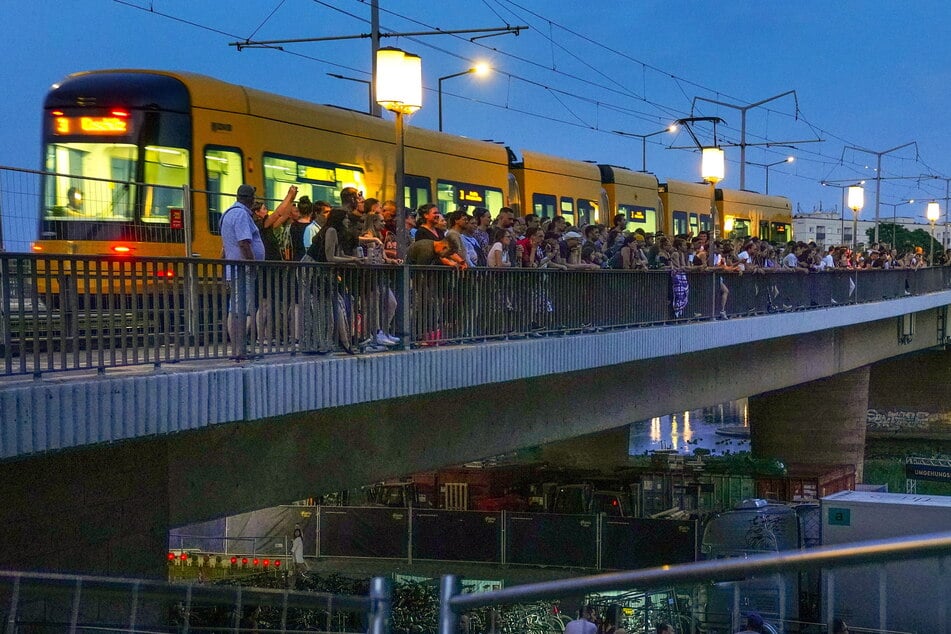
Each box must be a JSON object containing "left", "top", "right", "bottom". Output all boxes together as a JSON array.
[{"left": 1, "top": 307, "right": 945, "bottom": 577}]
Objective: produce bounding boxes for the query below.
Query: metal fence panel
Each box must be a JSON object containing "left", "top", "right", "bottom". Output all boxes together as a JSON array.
[
  {"left": 318, "top": 507, "right": 409, "bottom": 559},
  {"left": 600, "top": 518, "right": 697, "bottom": 570},
  {"left": 504, "top": 513, "right": 598, "bottom": 568},
  {"left": 411, "top": 509, "right": 503, "bottom": 563}
]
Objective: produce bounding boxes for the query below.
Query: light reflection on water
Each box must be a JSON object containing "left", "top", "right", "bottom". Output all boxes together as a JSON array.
[{"left": 629, "top": 399, "right": 750, "bottom": 456}]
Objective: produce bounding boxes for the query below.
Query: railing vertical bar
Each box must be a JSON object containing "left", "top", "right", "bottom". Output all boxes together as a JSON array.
[
  {"left": 4, "top": 576, "right": 19, "bottom": 634},
  {"left": 68, "top": 578, "right": 82, "bottom": 634},
  {"left": 128, "top": 580, "right": 139, "bottom": 633},
  {"left": 0, "top": 257, "right": 10, "bottom": 375}
]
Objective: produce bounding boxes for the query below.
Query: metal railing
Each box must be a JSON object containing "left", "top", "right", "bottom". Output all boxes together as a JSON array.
[
  {"left": 0, "top": 569, "right": 390, "bottom": 633},
  {"left": 438, "top": 531, "right": 951, "bottom": 634},
  {"left": 2, "top": 252, "right": 951, "bottom": 376}
]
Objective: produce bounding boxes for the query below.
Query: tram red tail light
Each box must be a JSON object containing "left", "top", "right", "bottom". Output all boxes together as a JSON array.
[
  {"left": 180, "top": 553, "right": 188, "bottom": 561},
  {"left": 156, "top": 269, "right": 175, "bottom": 278},
  {"left": 111, "top": 109, "right": 130, "bottom": 118},
  {"left": 274, "top": 559, "right": 281, "bottom": 567},
  {"left": 252, "top": 558, "right": 259, "bottom": 566},
  {"left": 263, "top": 559, "right": 270, "bottom": 567},
  {"left": 51, "top": 110, "right": 64, "bottom": 116},
  {"left": 231, "top": 556, "right": 238, "bottom": 565},
  {"left": 241, "top": 557, "right": 248, "bottom": 565},
  {"left": 167, "top": 552, "right": 175, "bottom": 561},
  {"left": 31, "top": 243, "right": 44, "bottom": 252},
  {"left": 111, "top": 245, "right": 133, "bottom": 254}
]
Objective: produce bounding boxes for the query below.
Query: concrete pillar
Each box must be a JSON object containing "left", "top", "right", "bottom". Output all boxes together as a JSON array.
[
  {"left": 538, "top": 425, "right": 632, "bottom": 473},
  {"left": 0, "top": 438, "right": 170, "bottom": 578},
  {"left": 868, "top": 348, "right": 951, "bottom": 438},
  {"left": 749, "top": 365, "right": 869, "bottom": 482}
]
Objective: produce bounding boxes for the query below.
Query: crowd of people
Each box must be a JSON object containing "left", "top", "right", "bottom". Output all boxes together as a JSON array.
[{"left": 218, "top": 184, "right": 948, "bottom": 356}]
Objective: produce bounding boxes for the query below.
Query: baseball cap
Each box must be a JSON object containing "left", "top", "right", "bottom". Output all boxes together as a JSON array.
[{"left": 564, "top": 231, "right": 583, "bottom": 240}]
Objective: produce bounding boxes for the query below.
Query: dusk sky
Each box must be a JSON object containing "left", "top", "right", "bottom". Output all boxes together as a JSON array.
[{"left": 4, "top": 1, "right": 951, "bottom": 247}]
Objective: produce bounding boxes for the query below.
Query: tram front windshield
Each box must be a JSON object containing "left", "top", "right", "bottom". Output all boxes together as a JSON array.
[{"left": 41, "top": 109, "right": 191, "bottom": 243}]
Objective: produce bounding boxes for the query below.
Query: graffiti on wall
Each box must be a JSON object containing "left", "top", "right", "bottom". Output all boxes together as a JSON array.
[{"left": 866, "top": 409, "right": 930, "bottom": 430}]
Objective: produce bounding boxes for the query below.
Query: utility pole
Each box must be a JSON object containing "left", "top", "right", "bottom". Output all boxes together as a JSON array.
[
  {"left": 370, "top": 0, "right": 381, "bottom": 118},
  {"left": 692, "top": 91, "right": 811, "bottom": 190},
  {"left": 229, "top": 0, "right": 526, "bottom": 117},
  {"left": 844, "top": 141, "right": 917, "bottom": 244}
]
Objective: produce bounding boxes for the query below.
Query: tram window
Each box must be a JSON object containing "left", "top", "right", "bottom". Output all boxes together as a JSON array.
[
  {"left": 404, "top": 174, "right": 431, "bottom": 211},
  {"left": 436, "top": 179, "right": 503, "bottom": 215},
  {"left": 560, "top": 197, "right": 574, "bottom": 217},
  {"left": 700, "top": 214, "right": 712, "bottom": 231},
  {"left": 532, "top": 193, "right": 556, "bottom": 218},
  {"left": 672, "top": 211, "right": 688, "bottom": 236},
  {"left": 619, "top": 204, "right": 656, "bottom": 232},
  {"left": 263, "top": 153, "right": 365, "bottom": 210},
  {"left": 578, "top": 199, "right": 597, "bottom": 226},
  {"left": 727, "top": 218, "right": 751, "bottom": 238},
  {"left": 43, "top": 142, "right": 137, "bottom": 221},
  {"left": 771, "top": 222, "right": 791, "bottom": 241},
  {"left": 142, "top": 146, "right": 189, "bottom": 224},
  {"left": 205, "top": 147, "right": 243, "bottom": 235},
  {"left": 689, "top": 213, "right": 700, "bottom": 236}
]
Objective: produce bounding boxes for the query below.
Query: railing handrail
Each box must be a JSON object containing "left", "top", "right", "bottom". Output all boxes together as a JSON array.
[
  {"left": 442, "top": 531, "right": 951, "bottom": 611},
  {"left": 0, "top": 568, "right": 372, "bottom": 610}
]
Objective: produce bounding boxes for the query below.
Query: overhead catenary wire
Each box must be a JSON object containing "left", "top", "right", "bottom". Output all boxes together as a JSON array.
[{"left": 115, "top": 0, "right": 945, "bottom": 203}]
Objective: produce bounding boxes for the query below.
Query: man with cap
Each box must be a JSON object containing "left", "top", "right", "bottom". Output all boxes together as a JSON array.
[{"left": 220, "top": 184, "right": 265, "bottom": 357}]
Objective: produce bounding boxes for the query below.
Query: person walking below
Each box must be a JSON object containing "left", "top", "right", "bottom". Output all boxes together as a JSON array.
[{"left": 291, "top": 527, "right": 308, "bottom": 585}]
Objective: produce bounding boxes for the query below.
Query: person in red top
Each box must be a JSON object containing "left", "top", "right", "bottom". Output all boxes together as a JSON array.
[{"left": 516, "top": 227, "right": 545, "bottom": 267}]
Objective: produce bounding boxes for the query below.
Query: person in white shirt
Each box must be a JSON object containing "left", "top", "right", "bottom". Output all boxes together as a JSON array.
[
  {"left": 564, "top": 605, "right": 598, "bottom": 634},
  {"left": 818, "top": 246, "right": 836, "bottom": 270}
]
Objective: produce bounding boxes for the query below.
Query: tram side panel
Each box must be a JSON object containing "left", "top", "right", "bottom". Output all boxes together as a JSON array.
[
  {"left": 716, "top": 189, "right": 793, "bottom": 243},
  {"left": 598, "top": 165, "right": 662, "bottom": 235},
  {"left": 512, "top": 149, "right": 606, "bottom": 226},
  {"left": 659, "top": 179, "right": 715, "bottom": 237}
]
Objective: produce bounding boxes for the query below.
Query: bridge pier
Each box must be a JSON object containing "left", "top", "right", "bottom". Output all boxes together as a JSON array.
[
  {"left": 749, "top": 366, "right": 870, "bottom": 482},
  {"left": 0, "top": 439, "right": 170, "bottom": 579},
  {"left": 868, "top": 348, "right": 951, "bottom": 438}
]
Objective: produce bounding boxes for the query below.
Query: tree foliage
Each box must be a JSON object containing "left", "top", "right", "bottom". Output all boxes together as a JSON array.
[{"left": 867, "top": 222, "right": 940, "bottom": 255}]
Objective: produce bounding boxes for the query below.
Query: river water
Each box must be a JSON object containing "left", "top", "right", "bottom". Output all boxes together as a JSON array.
[{"left": 627, "top": 398, "right": 750, "bottom": 457}]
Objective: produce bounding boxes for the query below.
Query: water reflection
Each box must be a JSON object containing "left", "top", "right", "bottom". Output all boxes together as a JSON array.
[{"left": 629, "top": 399, "right": 750, "bottom": 456}]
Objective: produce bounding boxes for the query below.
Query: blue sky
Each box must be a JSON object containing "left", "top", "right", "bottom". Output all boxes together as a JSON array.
[{"left": 4, "top": 1, "right": 951, "bottom": 247}]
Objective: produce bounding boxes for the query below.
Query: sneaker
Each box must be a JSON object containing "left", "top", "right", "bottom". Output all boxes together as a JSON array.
[
  {"left": 718, "top": 311, "right": 728, "bottom": 320},
  {"left": 375, "top": 330, "right": 398, "bottom": 347}
]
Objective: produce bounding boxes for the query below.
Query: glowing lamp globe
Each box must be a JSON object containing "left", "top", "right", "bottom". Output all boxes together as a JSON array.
[
  {"left": 927, "top": 201, "right": 940, "bottom": 223},
  {"left": 375, "top": 48, "right": 422, "bottom": 114},
  {"left": 847, "top": 186, "right": 864, "bottom": 212},
  {"left": 701, "top": 147, "right": 725, "bottom": 184}
]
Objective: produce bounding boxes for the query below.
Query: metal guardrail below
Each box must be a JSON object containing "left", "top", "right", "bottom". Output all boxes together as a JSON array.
[
  {"left": 1, "top": 254, "right": 950, "bottom": 377},
  {"left": 0, "top": 569, "right": 391, "bottom": 634},
  {"left": 439, "top": 531, "right": 951, "bottom": 634}
]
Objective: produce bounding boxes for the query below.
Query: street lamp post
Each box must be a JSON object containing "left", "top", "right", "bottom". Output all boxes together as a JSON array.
[
  {"left": 847, "top": 185, "right": 865, "bottom": 251},
  {"left": 878, "top": 199, "right": 915, "bottom": 249},
  {"left": 437, "top": 62, "right": 490, "bottom": 132},
  {"left": 327, "top": 73, "right": 373, "bottom": 114},
  {"left": 376, "top": 47, "right": 422, "bottom": 259},
  {"left": 701, "top": 147, "right": 725, "bottom": 239},
  {"left": 927, "top": 201, "right": 940, "bottom": 264},
  {"left": 613, "top": 125, "right": 678, "bottom": 172},
  {"left": 749, "top": 156, "right": 794, "bottom": 195},
  {"left": 821, "top": 180, "right": 865, "bottom": 247}
]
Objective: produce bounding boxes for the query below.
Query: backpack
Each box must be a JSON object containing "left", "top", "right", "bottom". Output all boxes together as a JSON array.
[
  {"left": 306, "top": 231, "right": 328, "bottom": 262},
  {"left": 608, "top": 248, "right": 625, "bottom": 270}
]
